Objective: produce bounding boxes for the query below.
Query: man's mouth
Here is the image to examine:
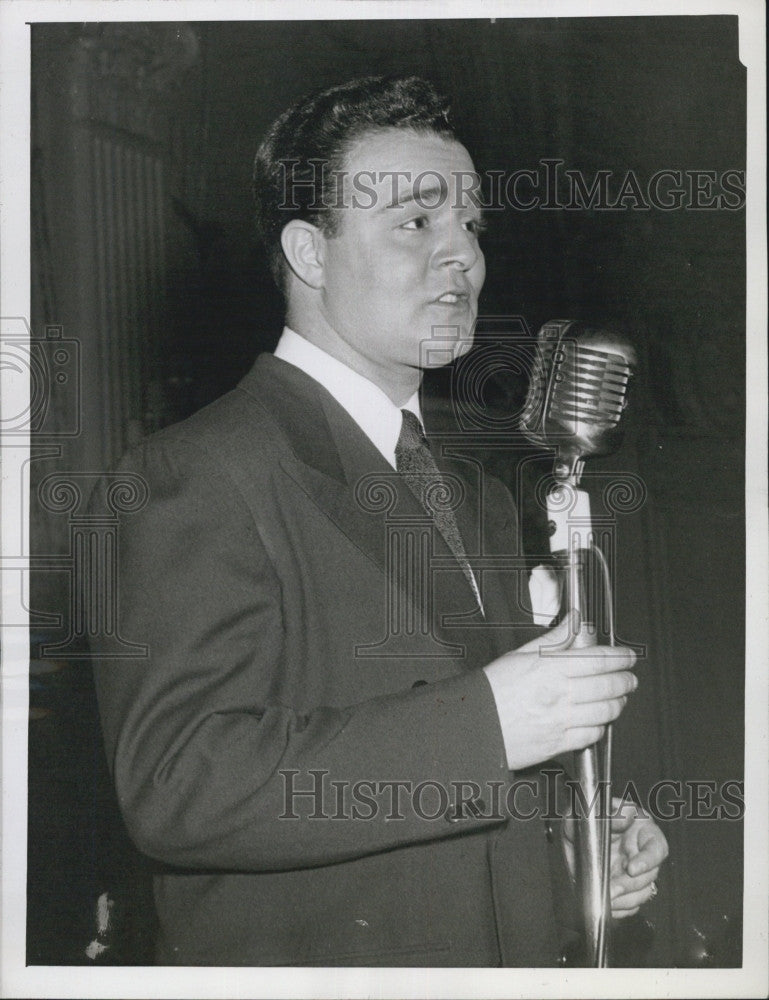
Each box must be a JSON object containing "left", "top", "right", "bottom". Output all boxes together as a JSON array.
[{"left": 433, "top": 291, "right": 469, "bottom": 305}]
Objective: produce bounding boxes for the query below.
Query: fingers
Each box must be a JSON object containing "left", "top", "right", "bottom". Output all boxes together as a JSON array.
[
  {"left": 626, "top": 827, "right": 670, "bottom": 875},
  {"left": 562, "top": 691, "right": 633, "bottom": 749},
  {"left": 610, "top": 809, "right": 670, "bottom": 877},
  {"left": 627, "top": 850, "right": 665, "bottom": 878},
  {"left": 571, "top": 670, "right": 638, "bottom": 703},
  {"left": 608, "top": 810, "right": 668, "bottom": 920},
  {"left": 556, "top": 645, "right": 637, "bottom": 676},
  {"left": 566, "top": 696, "right": 628, "bottom": 729},
  {"left": 533, "top": 620, "right": 637, "bottom": 672},
  {"left": 611, "top": 871, "right": 660, "bottom": 917},
  {"left": 522, "top": 618, "right": 638, "bottom": 676}
]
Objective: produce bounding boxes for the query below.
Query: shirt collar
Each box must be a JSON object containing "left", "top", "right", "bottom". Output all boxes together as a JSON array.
[{"left": 273, "top": 327, "right": 421, "bottom": 469}]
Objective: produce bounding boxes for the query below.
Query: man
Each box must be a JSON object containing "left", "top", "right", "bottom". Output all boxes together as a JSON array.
[{"left": 93, "top": 75, "right": 667, "bottom": 966}]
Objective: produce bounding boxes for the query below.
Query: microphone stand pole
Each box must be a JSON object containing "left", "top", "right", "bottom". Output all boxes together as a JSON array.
[{"left": 550, "top": 458, "right": 612, "bottom": 968}]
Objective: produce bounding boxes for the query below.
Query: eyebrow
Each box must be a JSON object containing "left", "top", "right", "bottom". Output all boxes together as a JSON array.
[
  {"left": 381, "top": 187, "right": 488, "bottom": 217},
  {"left": 381, "top": 184, "right": 447, "bottom": 211}
]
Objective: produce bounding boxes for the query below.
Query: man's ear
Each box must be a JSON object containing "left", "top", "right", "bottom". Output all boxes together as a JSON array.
[{"left": 280, "top": 220, "right": 326, "bottom": 289}]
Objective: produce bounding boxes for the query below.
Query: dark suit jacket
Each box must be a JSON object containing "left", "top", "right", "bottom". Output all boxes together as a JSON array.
[{"left": 93, "top": 354, "right": 576, "bottom": 966}]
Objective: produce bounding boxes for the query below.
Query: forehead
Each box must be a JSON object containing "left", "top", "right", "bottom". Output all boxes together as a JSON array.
[{"left": 339, "top": 127, "right": 478, "bottom": 208}]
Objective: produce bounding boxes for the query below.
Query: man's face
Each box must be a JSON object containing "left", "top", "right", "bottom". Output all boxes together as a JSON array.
[{"left": 315, "top": 128, "right": 486, "bottom": 388}]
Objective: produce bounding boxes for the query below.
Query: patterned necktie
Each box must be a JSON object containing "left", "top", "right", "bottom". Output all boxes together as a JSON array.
[{"left": 395, "top": 409, "right": 482, "bottom": 609}]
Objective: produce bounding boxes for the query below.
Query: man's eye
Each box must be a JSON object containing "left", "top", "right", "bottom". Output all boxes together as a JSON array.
[
  {"left": 401, "top": 216, "right": 427, "bottom": 230},
  {"left": 464, "top": 217, "right": 488, "bottom": 237}
]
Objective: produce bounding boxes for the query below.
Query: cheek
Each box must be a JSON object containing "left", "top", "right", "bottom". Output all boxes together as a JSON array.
[
  {"left": 364, "top": 266, "right": 419, "bottom": 320},
  {"left": 327, "top": 235, "right": 377, "bottom": 285},
  {"left": 471, "top": 254, "right": 487, "bottom": 297}
]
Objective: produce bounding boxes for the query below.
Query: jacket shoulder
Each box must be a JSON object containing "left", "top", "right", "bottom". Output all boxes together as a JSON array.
[{"left": 127, "top": 356, "right": 291, "bottom": 470}]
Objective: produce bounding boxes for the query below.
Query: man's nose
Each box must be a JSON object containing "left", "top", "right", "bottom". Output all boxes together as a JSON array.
[{"left": 432, "top": 224, "right": 480, "bottom": 271}]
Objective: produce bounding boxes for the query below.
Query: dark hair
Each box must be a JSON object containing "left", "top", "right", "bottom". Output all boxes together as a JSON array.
[{"left": 252, "top": 75, "right": 457, "bottom": 291}]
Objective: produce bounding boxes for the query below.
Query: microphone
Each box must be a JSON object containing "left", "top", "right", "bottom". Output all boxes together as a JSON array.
[{"left": 520, "top": 319, "right": 636, "bottom": 481}]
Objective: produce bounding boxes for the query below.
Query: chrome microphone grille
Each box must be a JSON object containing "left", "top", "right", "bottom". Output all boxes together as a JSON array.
[
  {"left": 549, "top": 347, "right": 632, "bottom": 427},
  {"left": 520, "top": 319, "right": 636, "bottom": 462}
]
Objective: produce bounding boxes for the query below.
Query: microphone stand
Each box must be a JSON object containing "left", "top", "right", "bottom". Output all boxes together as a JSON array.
[
  {"left": 519, "top": 318, "right": 637, "bottom": 966},
  {"left": 550, "top": 456, "right": 613, "bottom": 968}
]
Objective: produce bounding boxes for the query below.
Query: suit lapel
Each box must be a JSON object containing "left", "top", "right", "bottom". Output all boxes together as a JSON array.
[
  {"left": 239, "top": 355, "right": 391, "bottom": 578},
  {"left": 239, "top": 355, "right": 487, "bottom": 642}
]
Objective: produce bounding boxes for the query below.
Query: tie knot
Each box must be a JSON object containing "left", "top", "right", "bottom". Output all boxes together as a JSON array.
[{"left": 397, "top": 409, "right": 428, "bottom": 452}]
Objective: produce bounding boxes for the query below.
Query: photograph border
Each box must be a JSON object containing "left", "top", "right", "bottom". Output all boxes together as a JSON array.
[{"left": 2, "top": 1, "right": 766, "bottom": 998}]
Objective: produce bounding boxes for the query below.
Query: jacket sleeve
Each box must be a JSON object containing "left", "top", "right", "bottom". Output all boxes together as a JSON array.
[{"left": 92, "top": 434, "right": 512, "bottom": 873}]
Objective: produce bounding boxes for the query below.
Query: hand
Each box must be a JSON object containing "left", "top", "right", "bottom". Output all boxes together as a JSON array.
[
  {"left": 606, "top": 798, "right": 669, "bottom": 919},
  {"left": 483, "top": 617, "right": 638, "bottom": 770},
  {"left": 562, "top": 797, "right": 669, "bottom": 919}
]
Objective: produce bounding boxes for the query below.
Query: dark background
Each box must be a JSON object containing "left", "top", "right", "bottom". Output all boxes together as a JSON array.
[{"left": 28, "top": 17, "right": 745, "bottom": 967}]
